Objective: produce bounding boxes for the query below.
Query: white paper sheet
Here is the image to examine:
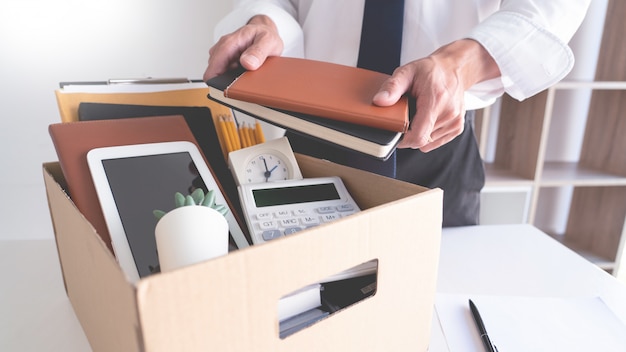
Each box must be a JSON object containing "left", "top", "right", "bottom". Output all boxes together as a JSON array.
[{"left": 435, "top": 294, "right": 626, "bottom": 352}]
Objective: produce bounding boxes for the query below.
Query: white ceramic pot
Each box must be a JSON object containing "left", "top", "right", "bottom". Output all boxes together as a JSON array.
[{"left": 154, "top": 206, "right": 229, "bottom": 273}]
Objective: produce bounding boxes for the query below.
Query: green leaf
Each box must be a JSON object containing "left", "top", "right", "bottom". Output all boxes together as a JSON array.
[
  {"left": 202, "top": 189, "right": 216, "bottom": 207},
  {"left": 191, "top": 188, "right": 205, "bottom": 205},
  {"left": 213, "top": 204, "right": 229, "bottom": 216},
  {"left": 184, "top": 195, "right": 195, "bottom": 206},
  {"left": 153, "top": 209, "right": 166, "bottom": 220},
  {"left": 174, "top": 192, "right": 185, "bottom": 207}
]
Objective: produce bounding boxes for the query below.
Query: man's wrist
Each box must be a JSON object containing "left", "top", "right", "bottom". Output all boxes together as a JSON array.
[
  {"left": 431, "top": 39, "right": 501, "bottom": 89},
  {"left": 247, "top": 14, "right": 277, "bottom": 29}
]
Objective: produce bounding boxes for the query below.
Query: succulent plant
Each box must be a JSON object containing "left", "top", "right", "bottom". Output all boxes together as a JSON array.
[{"left": 153, "top": 188, "right": 229, "bottom": 220}]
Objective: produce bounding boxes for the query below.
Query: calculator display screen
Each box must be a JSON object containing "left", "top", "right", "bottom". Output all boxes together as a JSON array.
[{"left": 252, "top": 183, "right": 340, "bottom": 207}]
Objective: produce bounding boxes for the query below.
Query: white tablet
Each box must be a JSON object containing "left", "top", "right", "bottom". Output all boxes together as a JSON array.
[{"left": 86, "top": 141, "right": 248, "bottom": 284}]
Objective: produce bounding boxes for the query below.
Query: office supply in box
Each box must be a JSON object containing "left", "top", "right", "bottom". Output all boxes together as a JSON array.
[
  {"left": 320, "top": 273, "right": 377, "bottom": 313},
  {"left": 229, "top": 137, "right": 376, "bottom": 283},
  {"left": 85, "top": 141, "right": 246, "bottom": 283},
  {"left": 55, "top": 79, "right": 283, "bottom": 141},
  {"left": 48, "top": 116, "right": 250, "bottom": 251},
  {"left": 227, "top": 136, "right": 303, "bottom": 186},
  {"left": 56, "top": 80, "right": 214, "bottom": 122},
  {"left": 57, "top": 80, "right": 282, "bottom": 168},
  {"left": 238, "top": 176, "right": 360, "bottom": 245},
  {"left": 75, "top": 102, "right": 245, "bottom": 221},
  {"left": 215, "top": 115, "right": 266, "bottom": 154},
  {"left": 279, "top": 307, "right": 329, "bottom": 339},
  {"left": 43, "top": 153, "right": 442, "bottom": 352}
]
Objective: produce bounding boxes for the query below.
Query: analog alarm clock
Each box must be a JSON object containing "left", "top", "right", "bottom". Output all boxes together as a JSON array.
[{"left": 227, "top": 137, "right": 303, "bottom": 185}]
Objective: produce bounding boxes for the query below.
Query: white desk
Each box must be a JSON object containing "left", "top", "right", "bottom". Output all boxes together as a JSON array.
[
  {"left": 2, "top": 224, "right": 626, "bottom": 351},
  {"left": 429, "top": 224, "right": 626, "bottom": 351}
]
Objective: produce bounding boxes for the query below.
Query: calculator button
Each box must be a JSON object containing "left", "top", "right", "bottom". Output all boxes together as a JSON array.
[
  {"left": 301, "top": 216, "right": 320, "bottom": 226},
  {"left": 284, "top": 227, "right": 303, "bottom": 235},
  {"left": 258, "top": 220, "right": 278, "bottom": 230},
  {"left": 261, "top": 230, "right": 283, "bottom": 241},
  {"left": 292, "top": 209, "right": 308, "bottom": 216},
  {"left": 279, "top": 218, "right": 300, "bottom": 227},
  {"left": 336, "top": 204, "right": 356, "bottom": 212},
  {"left": 321, "top": 213, "right": 342, "bottom": 222},
  {"left": 275, "top": 210, "right": 291, "bottom": 218},
  {"left": 256, "top": 212, "right": 272, "bottom": 220},
  {"left": 317, "top": 206, "right": 336, "bottom": 214}
]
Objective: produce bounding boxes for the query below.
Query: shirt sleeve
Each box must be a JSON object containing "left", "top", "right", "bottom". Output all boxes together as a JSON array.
[
  {"left": 213, "top": 0, "right": 305, "bottom": 58},
  {"left": 466, "top": 0, "right": 591, "bottom": 102}
]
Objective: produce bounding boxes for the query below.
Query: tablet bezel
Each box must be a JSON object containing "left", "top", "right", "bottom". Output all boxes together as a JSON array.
[{"left": 86, "top": 141, "right": 248, "bottom": 284}]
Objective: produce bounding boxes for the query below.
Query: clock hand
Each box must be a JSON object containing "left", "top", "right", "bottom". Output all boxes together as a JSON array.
[
  {"left": 262, "top": 157, "right": 269, "bottom": 171},
  {"left": 262, "top": 157, "right": 272, "bottom": 181}
]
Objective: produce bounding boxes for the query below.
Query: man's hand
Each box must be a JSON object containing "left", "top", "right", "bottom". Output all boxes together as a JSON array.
[
  {"left": 203, "top": 15, "right": 283, "bottom": 81},
  {"left": 373, "top": 39, "right": 501, "bottom": 152}
]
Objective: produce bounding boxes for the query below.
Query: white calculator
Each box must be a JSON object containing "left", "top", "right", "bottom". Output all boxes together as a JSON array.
[{"left": 238, "top": 176, "right": 361, "bottom": 245}]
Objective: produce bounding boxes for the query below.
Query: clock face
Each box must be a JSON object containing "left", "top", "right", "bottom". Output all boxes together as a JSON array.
[
  {"left": 228, "top": 136, "right": 303, "bottom": 185},
  {"left": 244, "top": 153, "right": 290, "bottom": 183}
]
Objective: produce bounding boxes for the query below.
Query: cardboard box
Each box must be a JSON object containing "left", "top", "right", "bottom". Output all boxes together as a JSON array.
[{"left": 44, "top": 154, "right": 442, "bottom": 352}]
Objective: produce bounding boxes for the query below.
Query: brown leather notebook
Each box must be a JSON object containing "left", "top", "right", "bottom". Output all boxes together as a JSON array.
[
  {"left": 223, "top": 57, "right": 409, "bottom": 133},
  {"left": 48, "top": 115, "right": 235, "bottom": 252}
]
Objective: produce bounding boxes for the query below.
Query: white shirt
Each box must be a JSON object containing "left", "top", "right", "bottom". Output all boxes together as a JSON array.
[{"left": 214, "top": 0, "right": 590, "bottom": 110}]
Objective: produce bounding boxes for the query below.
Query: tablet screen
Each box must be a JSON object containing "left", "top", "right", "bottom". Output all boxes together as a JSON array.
[{"left": 101, "top": 151, "right": 207, "bottom": 278}]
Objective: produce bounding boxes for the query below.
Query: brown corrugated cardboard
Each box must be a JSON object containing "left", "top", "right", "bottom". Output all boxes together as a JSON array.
[{"left": 44, "top": 154, "right": 442, "bottom": 352}]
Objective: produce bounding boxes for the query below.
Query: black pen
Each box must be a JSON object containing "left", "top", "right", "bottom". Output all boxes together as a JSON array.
[{"left": 469, "top": 299, "right": 498, "bottom": 352}]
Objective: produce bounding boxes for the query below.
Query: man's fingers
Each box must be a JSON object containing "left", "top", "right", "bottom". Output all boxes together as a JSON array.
[
  {"left": 240, "top": 43, "right": 273, "bottom": 70},
  {"left": 398, "top": 105, "right": 465, "bottom": 150},
  {"left": 203, "top": 17, "right": 283, "bottom": 81},
  {"left": 372, "top": 67, "right": 412, "bottom": 106},
  {"left": 416, "top": 126, "right": 463, "bottom": 152}
]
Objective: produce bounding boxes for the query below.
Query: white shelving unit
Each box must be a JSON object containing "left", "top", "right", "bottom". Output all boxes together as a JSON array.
[
  {"left": 479, "top": 81, "right": 626, "bottom": 270},
  {"left": 477, "top": 0, "right": 626, "bottom": 271}
]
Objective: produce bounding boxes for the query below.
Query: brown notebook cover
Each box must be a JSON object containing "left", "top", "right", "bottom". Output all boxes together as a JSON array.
[
  {"left": 48, "top": 115, "right": 229, "bottom": 252},
  {"left": 223, "top": 57, "right": 409, "bottom": 133}
]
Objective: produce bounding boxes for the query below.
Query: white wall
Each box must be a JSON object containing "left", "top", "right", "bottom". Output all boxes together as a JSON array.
[{"left": 0, "top": 0, "right": 233, "bottom": 240}]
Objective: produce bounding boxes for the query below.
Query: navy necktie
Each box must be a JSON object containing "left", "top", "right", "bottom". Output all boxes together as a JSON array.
[
  {"left": 358, "top": 0, "right": 405, "bottom": 75},
  {"left": 347, "top": 0, "right": 405, "bottom": 177}
]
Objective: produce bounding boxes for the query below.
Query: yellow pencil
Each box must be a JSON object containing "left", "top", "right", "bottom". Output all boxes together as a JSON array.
[
  {"left": 222, "top": 116, "right": 233, "bottom": 152},
  {"left": 219, "top": 118, "right": 234, "bottom": 155},
  {"left": 246, "top": 124, "right": 256, "bottom": 146},
  {"left": 215, "top": 117, "right": 226, "bottom": 154},
  {"left": 254, "top": 120, "right": 266, "bottom": 144},
  {"left": 237, "top": 125, "right": 246, "bottom": 148},
  {"left": 241, "top": 124, "right": 252, "bottom": 148},
  {"left": 228, "top": 119, "right": 241, "bottom": 150}
]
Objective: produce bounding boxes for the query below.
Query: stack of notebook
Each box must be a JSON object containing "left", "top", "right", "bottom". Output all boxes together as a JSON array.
[{"left": 205, "top": 57, "right": 411, "bottom": 160}]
